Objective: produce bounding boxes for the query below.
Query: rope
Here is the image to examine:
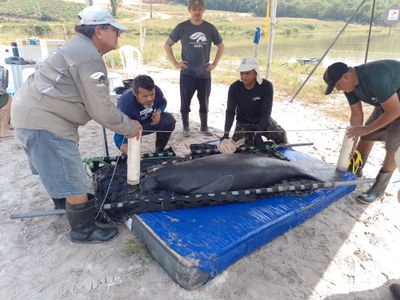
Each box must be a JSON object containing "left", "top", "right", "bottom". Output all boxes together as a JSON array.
[
  {"left": 140, "top": 128, "right": 349, "bottom": 134},
  {"left": 348, "top": 150, "right": 363, "bottom": 175}
]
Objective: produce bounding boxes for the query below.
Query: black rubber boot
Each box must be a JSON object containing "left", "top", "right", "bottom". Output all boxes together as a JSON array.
[
  {"left": 200, "top": 113, "right": 212, "bottom": 136},
  {"left": 390, "top": 283, "right": 400, "bottom": 300},
  {"left": 52, "top": 198, "right": 66, "bottom": 210},
  {"left": 347, "top": 152, "right": 369, "bottom": 177},
  {"left": 66, "top": 196, "right": 119, "bottom": 243},
  {"left": 155, "top": 132, "right": 172, "bottom": 153},
  {"left": 357, "top": 170, "right": 393, "bottom": 204},
  {"left": 181, "top": 112, "right": 190, "bottom": 137}
]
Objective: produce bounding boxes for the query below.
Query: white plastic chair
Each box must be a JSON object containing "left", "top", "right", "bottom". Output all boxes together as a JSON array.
[
  {"left": 118, "top": 45, "right": 143, "bottom": 79},
  {"left": 103, "top": 51, "right": 123, "bottom": 92}
]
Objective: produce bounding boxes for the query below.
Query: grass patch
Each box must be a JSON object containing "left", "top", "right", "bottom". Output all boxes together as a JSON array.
[{"left": 125, "top": 237, "right": 151, "bottom": 263}]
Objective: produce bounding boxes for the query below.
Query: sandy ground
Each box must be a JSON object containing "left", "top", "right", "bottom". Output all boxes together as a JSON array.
[{"left": 1, "top": 65, "right": 400, "bottom": 300}]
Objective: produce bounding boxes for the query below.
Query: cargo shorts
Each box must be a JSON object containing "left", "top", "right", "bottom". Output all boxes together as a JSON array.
[{"left": 362, "top": 106, "right": 400, "bottom": 151}]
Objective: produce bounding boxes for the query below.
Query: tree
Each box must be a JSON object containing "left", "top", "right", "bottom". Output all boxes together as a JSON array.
[
  {"left": 168, "top": 0, "right": 399, "bottom": 25},
  {"left": 110, "top": 0, "right": 122, "bottom": 17}
]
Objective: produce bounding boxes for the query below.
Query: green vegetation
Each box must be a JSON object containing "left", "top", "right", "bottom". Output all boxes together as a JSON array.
[
  {"left": 125, "top": 238, "right": 151, "bottom": 262},
  {"left": 0, "top": 0, "right": 84, "bottom": 22},
  {"left": 169, "top": 0, "right": 399, "bottom": 24},
  {"left": 0, "top": 0, "right": 399, "bottom": 121}
]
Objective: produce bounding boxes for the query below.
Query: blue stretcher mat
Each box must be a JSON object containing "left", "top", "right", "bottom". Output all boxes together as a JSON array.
[{"left": 125, "top": 149, "right": 356, "bottom": 289}]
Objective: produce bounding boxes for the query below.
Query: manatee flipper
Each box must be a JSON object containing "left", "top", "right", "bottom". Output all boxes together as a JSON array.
[
  {"left": 140, "top": 176, "right": 157, "bottom": 192},
  {"left": 189, "top": 175, "right": 234, "bottom": 194}
]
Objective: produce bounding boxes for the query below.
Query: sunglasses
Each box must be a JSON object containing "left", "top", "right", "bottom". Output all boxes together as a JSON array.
[{"left": 104, "top": 25, "right": 120, "bottom": 36}]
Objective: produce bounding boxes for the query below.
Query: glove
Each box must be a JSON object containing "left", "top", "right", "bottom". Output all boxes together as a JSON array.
[
  {"left": 253, "top": 133, "right": 265, "bottom": 150},
  {"left": 218, "top": 139, "right": 237, "bottom": 154},
  {"left": 171, "top": 142, "right": 191, "bottom": 158}
]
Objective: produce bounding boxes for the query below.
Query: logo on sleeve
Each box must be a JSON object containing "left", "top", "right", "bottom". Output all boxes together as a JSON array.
[{"left": 90, "top": 72, "right": 107, "bottom": 87}]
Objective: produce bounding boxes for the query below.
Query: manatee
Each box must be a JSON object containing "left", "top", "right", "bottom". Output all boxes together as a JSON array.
[{"left": 140, "top": 153, "right": 338, "bottom": 194}]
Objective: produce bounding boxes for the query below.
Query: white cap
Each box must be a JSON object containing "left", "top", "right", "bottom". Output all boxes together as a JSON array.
[
  {"left": 78, "top": 5, "right": 128, "bottom": 32},
  {"left": 236, "top": 56, "right": 262, "bottom": 85}
]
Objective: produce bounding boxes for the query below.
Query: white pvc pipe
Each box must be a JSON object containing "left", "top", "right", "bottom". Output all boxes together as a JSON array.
[
  {"left": 337, "top": 127, "right": 355, "bottom": 171},
  {"left": 127, "top": 134, "right": 141, "bottom": 185}
]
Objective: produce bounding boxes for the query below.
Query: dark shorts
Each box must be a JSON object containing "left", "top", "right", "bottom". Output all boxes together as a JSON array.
[
  {"left": 232, "top": 118, "right": 288, "bottom": 145},
  {"left": 141, "top": 112, "right": 176, "bottom": 135},
  {"left": 179, "top": 74, "right": 211, "bottom": 113},
  {"left": 362, "top": 106, "right": 400, "bottom": 151}
]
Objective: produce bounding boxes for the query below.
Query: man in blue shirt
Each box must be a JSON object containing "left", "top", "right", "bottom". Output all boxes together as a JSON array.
[
  {"left": 324, "top": 60, "right": 400, "bottom": 204},
  {"left": 114, "top": 75, "right": 176, "bottom": 153}
]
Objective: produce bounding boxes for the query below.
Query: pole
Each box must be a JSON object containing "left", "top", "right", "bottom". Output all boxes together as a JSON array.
[
  {"left": 141, "top": 142, "right": 314, "bottom": 158},
  {"left": 265, "top": 0, "right": 277, "bottom": 79},
  {"left": 139, "top": 0, "right": 144, "bottom": 51},
  {"left": 364, "top": 0, "right": 376, "bottom": 63},
  {"left": 103, "top": 179, "right": 375, "bottom": 211},
  {"left": 9, "top": 178, "right": 376, "bottom": 219},
  {"left": 150, "top": 0, "right": 153, "bottom": 19},
  {"left": 290, "top": 0, "right": 369, "bottom": 102},
  {"left": 102, "top": 127, "right": 110, "bottom": 157},
  {"left": 10, "top": 209, "right": 66, "bottom": 219},
  {"left": 253, "top": 27, "right": 261, "bottom": 58}
]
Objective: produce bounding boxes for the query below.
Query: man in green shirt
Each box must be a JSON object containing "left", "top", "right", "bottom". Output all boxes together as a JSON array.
[{"left": 323, "top": 59, "right": 400, "bottom": 204}]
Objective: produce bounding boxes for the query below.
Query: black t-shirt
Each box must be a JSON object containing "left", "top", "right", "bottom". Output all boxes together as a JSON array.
[
  {"left": 224, "top": 79, "right": 273, "bottom": 132},
  {"left": 169, "top": 20, "right": 223, "bottom": 78}
]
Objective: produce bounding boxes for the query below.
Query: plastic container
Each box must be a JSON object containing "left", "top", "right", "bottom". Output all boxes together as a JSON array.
[
  {"left": 123, "top": 79, "right": 134, "bottom": 89},
  {"left": 337, "top": 127, "right": 355, "bottom": 171},
  {"left": 11, "top": 42, "right": 19, "bottom": 57},
  {"left": 127, "top": 134, "right": 141, "bottom": 185}
]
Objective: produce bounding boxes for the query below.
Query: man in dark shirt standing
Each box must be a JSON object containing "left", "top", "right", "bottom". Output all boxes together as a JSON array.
[
  {"left": 222, "top": 56, "right": 287, "bottom": 148},
  {"left": 323, "top": 60, "right": 400, "bottom": 204},
  {"left": 164, "top": 0, "right": 224, "bottom": 136}
]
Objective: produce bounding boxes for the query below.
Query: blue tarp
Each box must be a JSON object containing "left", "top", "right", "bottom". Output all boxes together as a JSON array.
[{"left": 126, "top": 149, "right": 356, "bottom": 289}]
